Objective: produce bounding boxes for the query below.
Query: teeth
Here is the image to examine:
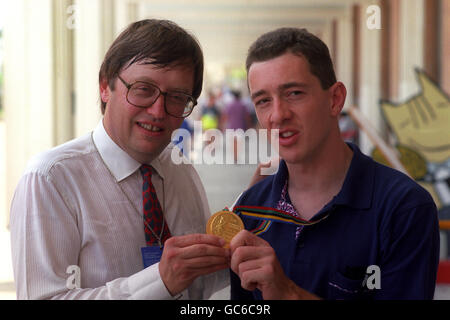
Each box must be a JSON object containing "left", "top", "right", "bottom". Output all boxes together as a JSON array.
[
  {"left": 138, "top": 122, "right": 162, "bottom": 132},
  {"left": 281, "top": 131, "right": 294, "bottom": 138}
]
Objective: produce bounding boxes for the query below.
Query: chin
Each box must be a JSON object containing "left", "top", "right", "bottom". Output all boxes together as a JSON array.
[
  {"left": 280, "top": 142, "right": 318, "bottom": 164},
  {"left": 132, "top": 141, "right": 168, "bottom": 159},
  {"left": 279, "top": 150, "right": 304, "bottom": 165}
]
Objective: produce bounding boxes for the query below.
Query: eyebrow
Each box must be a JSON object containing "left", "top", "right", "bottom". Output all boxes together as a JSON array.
[
  {"left": 251, "top": 82, "right": 309, "bottom": 100},
  {"left": 251, "top": 90, "right": 267, "bottom": 101},
  {"left": 279, "top": 82, "right": 309, "bottom": 90},
  {"left": 132, "top": 76, "right": 191, "bottom": 94}
]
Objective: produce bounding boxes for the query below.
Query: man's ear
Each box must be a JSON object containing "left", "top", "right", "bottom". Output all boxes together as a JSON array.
[
  {"left": 329, "top": 81, "right": 347, "bottom": 117},
  {"left": 99, "top": 78, "right": 110, "bottom": 104}
]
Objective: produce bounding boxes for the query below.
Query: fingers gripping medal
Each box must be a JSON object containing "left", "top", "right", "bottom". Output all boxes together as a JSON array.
[{"left": 206, "top": 210, "right": 244, "bottom": 247}]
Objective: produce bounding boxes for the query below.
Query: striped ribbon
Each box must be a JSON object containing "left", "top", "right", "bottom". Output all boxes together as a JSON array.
[{"left": 232, "top": 205, "right": 329, "bottom": 230}]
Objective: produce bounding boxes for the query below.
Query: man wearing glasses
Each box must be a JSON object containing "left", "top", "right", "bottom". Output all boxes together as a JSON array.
[{"left": 10, "top": 19, "right": 229, "bottom": 299}]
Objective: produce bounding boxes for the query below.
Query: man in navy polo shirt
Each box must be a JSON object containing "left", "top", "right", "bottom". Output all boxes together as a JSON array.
[{"left": 229, "top": 27, "right": 439, "bottom": 300}]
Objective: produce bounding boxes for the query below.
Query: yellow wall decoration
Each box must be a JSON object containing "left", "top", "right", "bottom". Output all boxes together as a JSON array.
[{"left": 372, "top": 69, "right": 450, "bottom": 213}]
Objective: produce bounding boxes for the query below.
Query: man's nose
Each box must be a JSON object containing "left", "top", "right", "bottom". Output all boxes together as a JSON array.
[
  {"left": 146, "top": 94, "right": 166, "bottom": 119},
  {"left": 270, "top": 97, "right": 292, "bottom": 125}
]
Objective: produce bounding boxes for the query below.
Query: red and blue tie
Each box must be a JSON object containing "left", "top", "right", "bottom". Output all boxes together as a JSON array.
[{"left": 140, "top": 164, "right": 171, "bottom": 246}]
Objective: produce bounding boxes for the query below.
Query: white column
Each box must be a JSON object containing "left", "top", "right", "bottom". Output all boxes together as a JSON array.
[
  {"left": 3, "top": 0, "right": 56, "bottom": 227},
  {"left": 358, "top": 0, "right": 382, "bottom": 155},
  {"left": 398, "top": 0, "right": 424, "bottom": 101},
  {"left": 336, "top": 7, "right": 354, "bottom": 110},
  {"left": 114, "top": 0, "right": 133, "bottom": 36},
  {"left": 73, "top": 0, "right": 114, "bottom": 137},
  {"left": 53, "top": 0, "right": 75, "bottom": 145},
  {"left": 320, "top": 21, "right": 333, "bottom": 54}
]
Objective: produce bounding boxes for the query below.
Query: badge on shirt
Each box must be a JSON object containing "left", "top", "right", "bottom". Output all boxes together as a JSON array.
[{"left": 141, "top": 246, "right": 163, "bottom": 268}]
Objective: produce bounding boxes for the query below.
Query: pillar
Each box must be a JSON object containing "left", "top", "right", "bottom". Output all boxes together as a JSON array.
[
  {"left": 358, "top": 0, "right": 382, "bottom": 155},
  {"left": 73, "top": 0, "right": 114, "bottom": 137},
  {"left": 3, "top": 0, "right": 56, "bottom": 228}
]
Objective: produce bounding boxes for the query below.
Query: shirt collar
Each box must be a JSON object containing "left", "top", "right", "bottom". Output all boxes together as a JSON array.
[
  {"left": 333, "top": 142, "right": 374, "bottom": 210},
  {"left": 274, "top": 142, "right": 374, "bottom": 211},
  {"left": 92, "top": 120, "right": 165, "bottom": 182}
]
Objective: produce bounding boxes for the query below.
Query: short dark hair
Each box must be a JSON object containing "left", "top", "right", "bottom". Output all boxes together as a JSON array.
[
  {"left": 246, "top": 27, "right": 336, "bottom": 90},
  {"left": 99, "top": 19, "right": 204, "bottom": 114}
]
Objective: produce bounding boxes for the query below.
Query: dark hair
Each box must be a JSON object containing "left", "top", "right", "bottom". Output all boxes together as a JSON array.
[
  {"left": 246, "top": 27, "right": 336, "bottom": 89},
  {"left": 99, "top": 19, "right": 204, "bottom": 114},
  {"left": 231, "top": 90, "right": 241, "bottom": 99}
]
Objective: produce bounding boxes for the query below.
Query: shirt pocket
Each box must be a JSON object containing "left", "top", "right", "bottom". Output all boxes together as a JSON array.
[{"left": 327, "top": 271, "right": 369, "bottom": 300}]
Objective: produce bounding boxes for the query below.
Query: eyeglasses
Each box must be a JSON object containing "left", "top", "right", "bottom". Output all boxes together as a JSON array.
[{"left": 118, "top": 75, "right": 197, "bottom": 118}]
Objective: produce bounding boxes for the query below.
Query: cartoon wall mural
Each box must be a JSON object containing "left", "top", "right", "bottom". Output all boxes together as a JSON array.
[{"left": 371, "top": 69, "right": 450, "bottom": 255}]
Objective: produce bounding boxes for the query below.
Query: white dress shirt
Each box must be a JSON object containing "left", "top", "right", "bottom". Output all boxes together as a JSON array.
[{"left": 10, "top": 120, "right": 228, "bottom": 299}]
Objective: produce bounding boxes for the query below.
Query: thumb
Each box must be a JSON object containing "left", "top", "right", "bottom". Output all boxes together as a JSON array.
[{"left": 230, "top": 229, "right": 269, "bottom": 254}]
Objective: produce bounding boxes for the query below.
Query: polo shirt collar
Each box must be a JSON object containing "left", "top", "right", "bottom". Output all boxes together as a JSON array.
[
  {"left": 272, "top": 160, "right": 289, "bottom": 199},
  {"left": 92, "top": 120, "right": 165, "bottom": 182},
  {"left": 333, "top": 143, "right": 374, "bottom": 210},
  {"left": 273, "top": 142, "right": 374, "bottom": 211}
]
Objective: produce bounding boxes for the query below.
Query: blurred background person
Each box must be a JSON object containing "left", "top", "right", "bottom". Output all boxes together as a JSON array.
[
  {"left": 222, "top": 89, "right": 251, "bottom": 131},
  {"left": 201, "top": 90, "right": 221, "bottom": 131},
  {"left": 222, "top": 90, "right": 252, "bottom": 163}
]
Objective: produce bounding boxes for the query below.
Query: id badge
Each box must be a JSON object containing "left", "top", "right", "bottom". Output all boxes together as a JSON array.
[{"left": 141, "top": 246, "right": 163, "bottom": 268}]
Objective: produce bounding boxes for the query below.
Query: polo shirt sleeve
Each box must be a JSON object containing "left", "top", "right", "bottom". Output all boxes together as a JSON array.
[{"left": 375, "top": 201, "right": 440, "bottom": 299}]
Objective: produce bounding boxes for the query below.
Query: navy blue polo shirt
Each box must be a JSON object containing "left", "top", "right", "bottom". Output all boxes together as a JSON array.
[{"left": 230, "top": 143, "right": 439, "bottom": 300}]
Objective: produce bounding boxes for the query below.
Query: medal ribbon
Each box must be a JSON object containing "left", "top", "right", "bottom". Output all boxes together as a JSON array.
[{"left": 232, "top": 205, "right": 329, "bottom": 227}]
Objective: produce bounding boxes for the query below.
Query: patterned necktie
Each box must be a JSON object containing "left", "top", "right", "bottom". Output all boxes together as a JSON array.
[{"left": 140, "top": 164, "right": 171, "bottom": 246}]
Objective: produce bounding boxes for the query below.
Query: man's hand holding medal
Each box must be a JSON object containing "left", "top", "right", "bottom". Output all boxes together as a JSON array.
[
  {"left": 158, "top": 233, "right": 230, "bottom": 297},
  {"left": 205, "top": 209, "right": 320, "bottom": 300}
]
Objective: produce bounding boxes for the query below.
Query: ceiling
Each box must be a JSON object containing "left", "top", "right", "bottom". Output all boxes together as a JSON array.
[{"left": 136, "top": 0, "right": 356, "bottom": 86}]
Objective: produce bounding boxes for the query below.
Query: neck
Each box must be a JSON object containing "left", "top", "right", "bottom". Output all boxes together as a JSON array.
[{"left": 286, "top": 139, "right": 353, "bottom": 195}]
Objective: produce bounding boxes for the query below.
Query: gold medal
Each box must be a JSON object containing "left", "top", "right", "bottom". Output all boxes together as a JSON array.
[{"left": 206, "top": 210, "right": 244, "bottom": 247}]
